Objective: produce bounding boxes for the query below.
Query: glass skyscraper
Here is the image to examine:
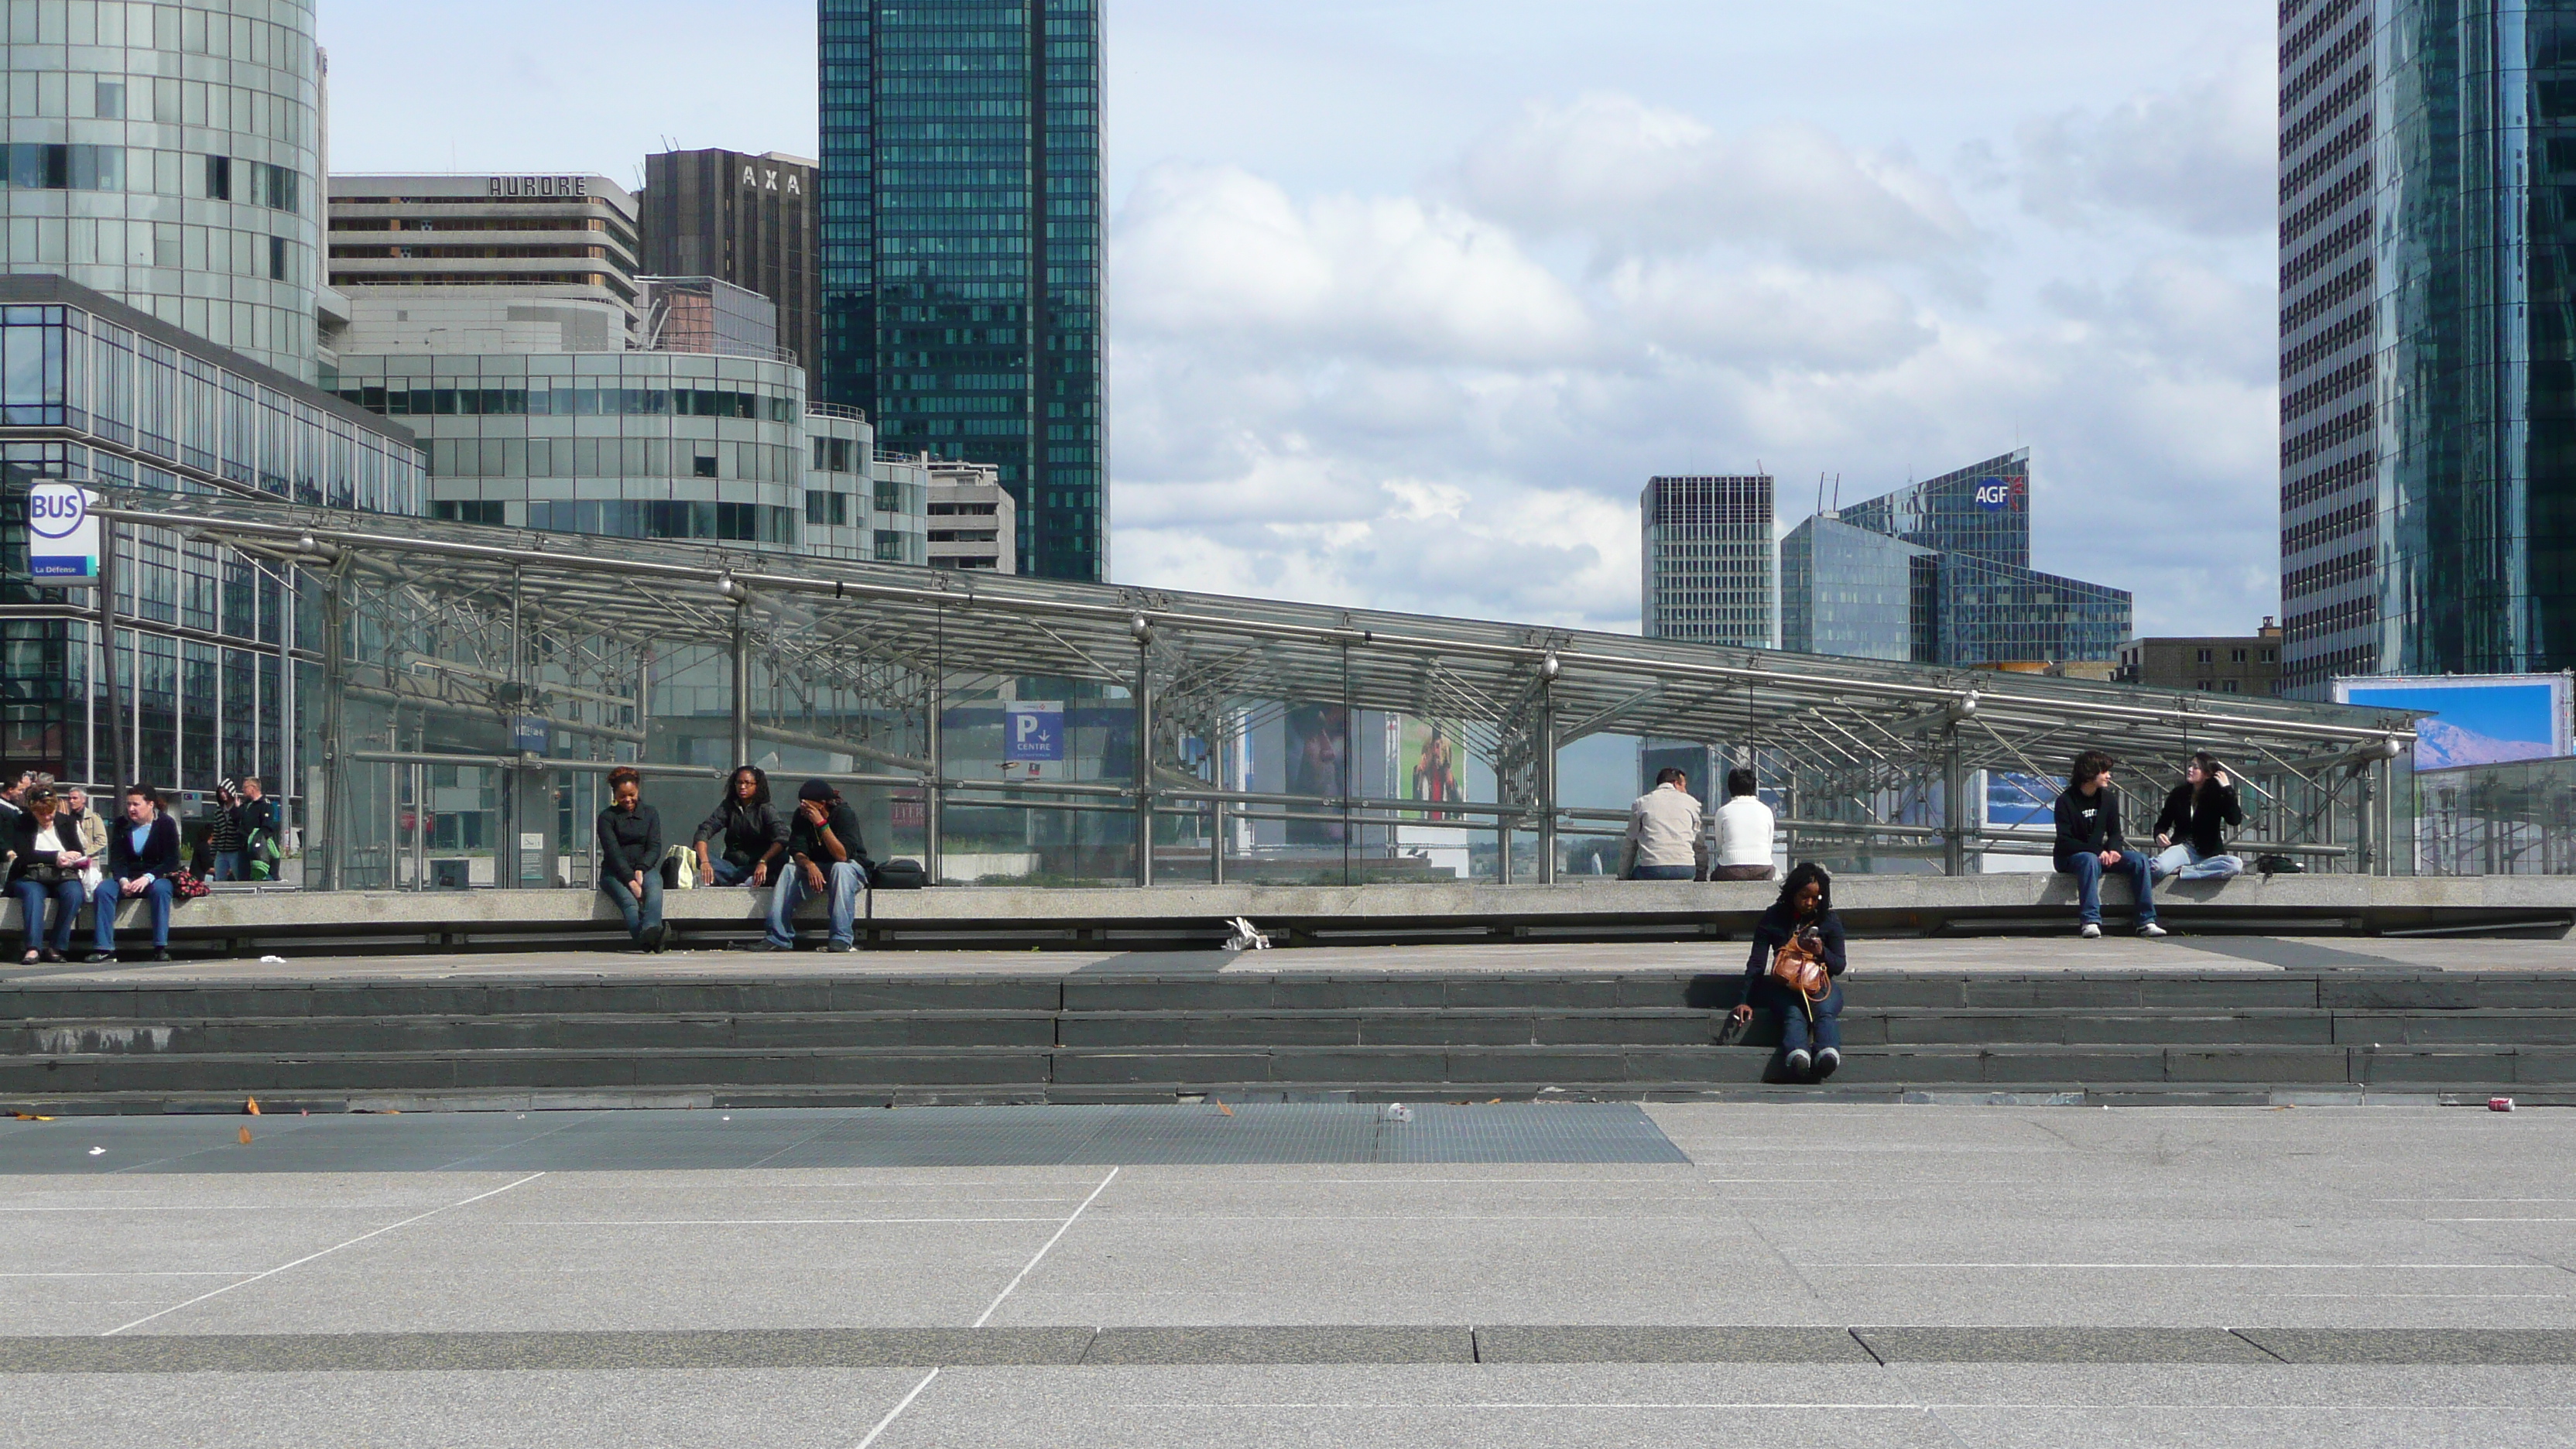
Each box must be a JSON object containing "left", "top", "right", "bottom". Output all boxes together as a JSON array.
[
  {"left": 1783, "top": 449, "right": 2132, "bottom": 666},
  {"left": 818, "top": 0, "right": 1106, "bottom": 581},
  {"left": 2281, "top": 1, "right": 2576, "bottom": 693},
  {"left": 1640, "top": 474, "right": 1775, "bottom": 646}
]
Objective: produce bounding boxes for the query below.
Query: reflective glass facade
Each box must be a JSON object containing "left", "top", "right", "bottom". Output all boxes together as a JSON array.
[
  {"left": 0, "top": 274, "right": 423, "bottom": 798},
  {"left": 1794, "top": 449, "right": 2131, "bottom": 666},
  {"left": 1780, "top": 514, "right": 1934, "bottom": 660},
  {"left": 1640, "top": 474, "right": 1773, "bottom": 646},
  {"left": 1, "top": 0, "right": 324, "bottom": 380},
  {"left": 819, "top": 0, "right": 1106, "bottom": 580}
]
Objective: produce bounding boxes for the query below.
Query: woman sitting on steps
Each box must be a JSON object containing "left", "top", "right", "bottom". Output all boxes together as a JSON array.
[{"left": 1729, "top": 862, "right": 1848, "bottom": 1083}]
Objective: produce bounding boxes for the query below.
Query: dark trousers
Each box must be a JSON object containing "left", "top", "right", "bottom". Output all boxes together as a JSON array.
[
  {"left": 12, "top": 877, "right": 83, "bottom": 955},
  {"left": 601, "top": 871, "right": 663, "bottom": 943},
  {"left": 1762, "top": 978, "right": 1843, "bottom": 1057},
  {"left": 1629, "top": 864, "right": 1695, "bottom": 881},
  {"left": 2066, "top": 849, "right": 2156, "bottom": 927}
]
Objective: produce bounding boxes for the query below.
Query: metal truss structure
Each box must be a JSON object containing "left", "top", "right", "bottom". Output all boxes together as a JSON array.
[{"left": 103, "top": 490, "right": 2423, "bottom": 888}]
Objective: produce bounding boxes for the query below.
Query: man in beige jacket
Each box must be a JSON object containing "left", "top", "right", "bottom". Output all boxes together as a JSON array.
[{"left": 1619, "top": 768, "right": 1709, "bottom": 881}]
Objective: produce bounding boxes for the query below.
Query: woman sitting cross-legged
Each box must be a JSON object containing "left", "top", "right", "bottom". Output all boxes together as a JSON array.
[
  {"left": 1728, "top": 862, "right": 1848, "bottom": 1082},
  {"left": 2152, "top": 752, "right": 2246, "bottom": 882}
]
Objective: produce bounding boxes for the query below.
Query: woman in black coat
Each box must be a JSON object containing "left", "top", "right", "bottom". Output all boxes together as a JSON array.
[
  {"left": 9, "top": 786, "right": 94, "bottom": 964},
  {"left": 1728, "top": 862, "right": 1848, "bottom": 1081},
  {"left": 2150, "top": 752, "right": 2245, "bottom": 881}
]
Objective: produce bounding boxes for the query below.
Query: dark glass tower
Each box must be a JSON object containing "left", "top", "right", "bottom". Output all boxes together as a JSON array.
[
  {"left": 818, "top": 0, "right": 1106, "bottom": 581},
  {"left": 2283, "top": 1, "right": 2576, "bottom": 692}
]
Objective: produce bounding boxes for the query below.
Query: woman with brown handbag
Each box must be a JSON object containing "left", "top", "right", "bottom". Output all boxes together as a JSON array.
[{"left": 1728, "top": 862, "right": 1848, "bottom": 1081}]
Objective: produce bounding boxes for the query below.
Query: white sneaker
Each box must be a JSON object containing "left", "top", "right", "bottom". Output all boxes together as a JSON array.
[
  {"left": 2139, "top": 922, "right": 2168, "bottom": 938},
  {"left": 2080, "top": 923, "right": 2102, "bottom": 940},
  {"left": 1815, "top": 1047, "right": 1841, "bottom": 1078},
  {"left": 1784, "top": 1049, "right": 1813, "bottom": 1076}
]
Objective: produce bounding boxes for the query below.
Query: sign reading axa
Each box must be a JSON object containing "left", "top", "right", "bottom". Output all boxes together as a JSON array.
[{"left": 26, "top": 482, "right": 102, "bottom": 584}]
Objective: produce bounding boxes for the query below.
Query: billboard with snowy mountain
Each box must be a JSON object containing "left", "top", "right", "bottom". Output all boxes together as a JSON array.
[{"left": 2334, "top": 675, "right": 2571, "bottom": 769}]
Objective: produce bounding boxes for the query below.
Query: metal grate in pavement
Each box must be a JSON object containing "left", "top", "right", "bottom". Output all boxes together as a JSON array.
[{"left": 0, "top": 1101, "right": 1689, "bottom": 1174}]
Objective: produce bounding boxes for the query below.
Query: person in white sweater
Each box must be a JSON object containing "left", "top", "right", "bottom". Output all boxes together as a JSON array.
[
  {"left": 1619, "top": 769, "right": 1708, "bottom": 880},
  {"left": 1711, "top": 768, "right": 1776, "bottom": 882}
]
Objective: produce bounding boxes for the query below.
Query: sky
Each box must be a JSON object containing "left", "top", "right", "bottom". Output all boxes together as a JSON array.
[{"left": 321, "top": 0, "right": 2281, "bottom": 640}]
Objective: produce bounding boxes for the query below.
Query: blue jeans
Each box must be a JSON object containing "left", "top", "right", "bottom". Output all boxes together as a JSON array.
[
  {"left": 600, "top": 871, "right": 663, "bottom": 944},
  {"left": 2067, "top": 849, "right": 2156, "bottom": 927},
  {"left": 211, "top": 851, "right": 243, "bottom": 882},
  {"left": 2152, "top": 844, "right": 2244, "bottom": 882},
  {"left": 12, "top": 877, "right": 84, "bottom": 956},
  {"left": 768, "top": 860, "right": 867, "bottom": 947},
  {"left": 92, "top": 876, "right": 173, "bottom": 951},
  {"left": 1629, "top": 864, "right": 1695, "bottom": 881},
  {"left": 707, "top": 858, "right": 767, "bottom": 886},
  {"left": 1762, "top": 978, "right": 1843, "bottom": 1057}
]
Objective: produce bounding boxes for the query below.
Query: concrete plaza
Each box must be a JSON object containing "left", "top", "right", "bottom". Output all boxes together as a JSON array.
[{"left": 2, "top": 1100, "right": 2572, "bottom": 1446}]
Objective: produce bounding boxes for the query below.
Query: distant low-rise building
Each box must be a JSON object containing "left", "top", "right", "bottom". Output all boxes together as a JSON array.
[
  {"left": 926, "top": 461, "right": 1016, "bottom": 573},
  {"left": 328, "top": 173, "right": 643, "bottom": 348},
  {"left": 2115, "top": 620, "right": 2286, "bottom": 697}
]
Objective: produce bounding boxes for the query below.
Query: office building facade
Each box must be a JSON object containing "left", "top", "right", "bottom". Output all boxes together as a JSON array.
[
  {"left": 2280, "top": 0, "right": 2576, "bottom": 694},
  {"left": 2116, "top": 620, "right": 2286, "bottom": 696},
  {"left": 639, "top": 149, "right": 820, "bottom": 376},
  {"left": 0, "top": 272, "right": 423, "bottom": 791},
  {"left": 2, "top": 0, "right": 327, "bottom": 381},
  {"left": 819, "top": 0, "right": 1108, "bottom": 579},
  {"left": 327, "top": 173, "right": 643, "bottom": 349},
  {"left": 1640, "top": 474, "right": 1774, "bottom": 646},
  {"left": 925, "top": 459, "right": 1016, "bottom": 571},
  {"left": 1784, "top": 449, "right": 2131, "bottom": 666}
]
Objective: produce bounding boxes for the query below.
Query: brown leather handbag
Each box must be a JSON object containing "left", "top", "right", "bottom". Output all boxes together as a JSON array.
[{"left": 1769, "top": 933, "right": 1828, "bottom": 1001}]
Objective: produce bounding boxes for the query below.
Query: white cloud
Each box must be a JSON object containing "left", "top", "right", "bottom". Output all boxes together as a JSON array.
[
  {"left": 1452, "top": 94, "right": 1975, "bottom": 265},
  {"left": 2014, "top": 45, "right": 2276, "bottom": 237}
]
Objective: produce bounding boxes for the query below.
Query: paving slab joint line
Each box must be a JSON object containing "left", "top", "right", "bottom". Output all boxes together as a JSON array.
[
  {"left": 2228, "top": 1327, "right": 2291, "bottom": 1364},
  {"left": 1848, "top": 1327, "right": 1889, "bottom": 1366}
]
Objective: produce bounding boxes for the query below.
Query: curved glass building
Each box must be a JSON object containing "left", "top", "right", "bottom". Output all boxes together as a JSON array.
[{"left": 2, "top": 1, "right": 323, "bottom": 381}]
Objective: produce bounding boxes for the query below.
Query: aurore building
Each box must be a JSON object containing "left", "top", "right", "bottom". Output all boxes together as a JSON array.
[
  {"left": 818, "top": 0, "right": 1107, "bottom": 580},
  {"left": 2280, "top": 0, "right": 2576, "bottom": 693}
]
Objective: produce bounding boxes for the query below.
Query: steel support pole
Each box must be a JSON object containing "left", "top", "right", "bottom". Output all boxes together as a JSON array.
[
  {"left": 923, "top": 616, "right": 945, "bottom": 886},
  {"left": 730, "top": 605, "right": 752, "bottom": 769},
  {"left": 319, "top": 583, "right": 346, "bottom": 890},
  {"left": 1209, "top": 718, "right": 1228, "bottom": 886},
  {"left": 2356, "top": 762, "right": 2378, "bottom": 877},
  {"left": 1536, "top": 683, "right": 1558, "bottom": 885},
  {"left": 1134, "top": 643, "right": 1155, "bottom": 887},
  {"left": 1941, "top": 724, "right": 1967, "bottom": 877},
  {"left": 96, "top": 518, "right": 121, "bottom": 788}
]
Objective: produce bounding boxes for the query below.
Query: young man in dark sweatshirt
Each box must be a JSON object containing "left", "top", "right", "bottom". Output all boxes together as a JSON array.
[{"left": 2052, "top": 749, "right": 2162, "bottom": 940}]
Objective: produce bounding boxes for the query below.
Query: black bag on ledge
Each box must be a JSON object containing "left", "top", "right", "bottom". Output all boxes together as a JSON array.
[{"left": 872, "top": 859, "right": 927, "bottom": 890}]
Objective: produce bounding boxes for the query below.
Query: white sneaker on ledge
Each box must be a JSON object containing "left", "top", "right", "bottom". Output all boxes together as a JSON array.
[
  {"left": 2139, "top": 922, "right": 2168, "bottom": 938},
  {"left": 2079, "top": 923, "right": 2102, "bottom": 940}
]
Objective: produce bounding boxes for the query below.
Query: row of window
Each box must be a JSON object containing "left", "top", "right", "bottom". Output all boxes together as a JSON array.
[
  {"left": 420, "top": 437, "right": 802, "bottom": 485},
  {"left": 803, "top": 484, "right": 911, "bottom": 524},
  {"left": 526, "top": 499, "right": 797, "bottom": 546},
  {"left": 2, "top": 146, "right": 300, "bottom": 212},
  {"left": 337, "top": 385, "right": 795, "bottom": 422}
]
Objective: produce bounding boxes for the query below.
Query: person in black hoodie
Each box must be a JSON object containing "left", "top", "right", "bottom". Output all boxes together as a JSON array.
[
  {"left": 594, "top": 766, "right": 668, "bottom": 952},
  {"left": 2053, "top": 749, "right": 2163, "bottom": 940},
  {"left": 2151, "top": 752, "right": 2246, "bottom": 882},
  {"left": 693, "top": 766, "right": 788, "bottom": 887},
  {"left": 88, "top": 784, "right": 182, "bottom": 963},
  {"left": 1728, "top": 862, "right": 1848, "bottom": 1081},
  {"left": 761, "top": 780, "right": 873, "bottom": 952}
]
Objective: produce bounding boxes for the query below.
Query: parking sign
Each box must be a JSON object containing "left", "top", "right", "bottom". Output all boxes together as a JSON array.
[{"left": 1005, "top": 701, "right": 1065, "bottom": 762}]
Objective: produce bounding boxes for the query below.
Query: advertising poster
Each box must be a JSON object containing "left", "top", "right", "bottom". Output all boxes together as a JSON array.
[
  {"left": 1401, "top": 716, "right": 1466, "bottom": 821},
  {"left": 1284, "top": 703, "right": 1348, "bottom": 844},
  {"left": 2336, "top": 675, "right": 2571, "bottom": 769}
]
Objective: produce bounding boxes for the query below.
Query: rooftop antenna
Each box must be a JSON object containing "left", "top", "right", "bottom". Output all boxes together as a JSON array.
[
  {"left": 1815, "top": 473, "right": 1828, "bottom": 517},
  {"left": 1832, "top": 474, "right": 1841, "bottom": 511}
]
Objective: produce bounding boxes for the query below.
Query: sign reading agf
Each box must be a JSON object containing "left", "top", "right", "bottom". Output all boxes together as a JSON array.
[
  {"left": 1005, "top": 701, "right": 1065, "bottom": 762},
  {"left": 26, "top": 483, "right": 101, "bottom": 583}
]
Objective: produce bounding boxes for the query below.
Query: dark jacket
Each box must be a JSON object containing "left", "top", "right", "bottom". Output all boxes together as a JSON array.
[
  {"left": 2153, "top": 783, "right": 2242, "bottom": 858},
  {"left": 6, "top": 810, "right": 80, "bottom": 885},
  {"left": 206, "top": 799, "right": 245, "bottom": 853},
  {"left": 1740, "top": 902, "right": 1847, "bottom": 1008},
  {"left": 788, "top": 799, "right": 872, "bottom": 875},
  {"left": 2052, "top": 784, "right": 2129, "bottom": 870},
  {"left": 693, "top": 798, "right": 788, "bottom": 871},
  {"left": 237, "top": 796, "right": 279, "bottom": 841},
  {"left": 108, "top": 814, "right": 183, "bottom": 882},
  {"left": 594, "top": 803, "right": 664, "bottom": 882}
]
